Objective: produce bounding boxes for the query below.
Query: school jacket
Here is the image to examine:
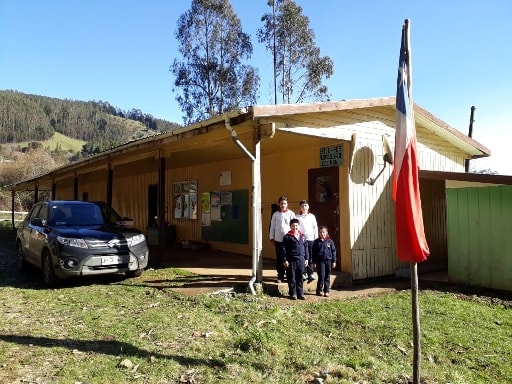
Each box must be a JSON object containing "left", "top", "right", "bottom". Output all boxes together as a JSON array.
[
  {"left": 312, "top": 237, "right": 337, "bottom": 264},
  {"left": 281, "top": 230, "right": 309, "bottom": 262}
]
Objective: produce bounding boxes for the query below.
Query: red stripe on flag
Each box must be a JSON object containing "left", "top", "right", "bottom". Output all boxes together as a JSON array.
[{"left": 393, "top": 132, "right": 429, "bottom": 262}]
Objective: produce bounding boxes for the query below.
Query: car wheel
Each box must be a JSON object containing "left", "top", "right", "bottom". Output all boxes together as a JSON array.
[
  {"left": 42, "top": 251, "right": 59, "bottom": 287},
  {"left": 16, "top": 242, "right": 28, "bottom": 271},
  {"left": 125, "top": 269, "right": 143, "bottom": 278}
]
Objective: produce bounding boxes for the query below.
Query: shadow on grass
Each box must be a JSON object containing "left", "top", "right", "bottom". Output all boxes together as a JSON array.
[{"left": 0, "top": 333, "right": 226, "bottom": 368}]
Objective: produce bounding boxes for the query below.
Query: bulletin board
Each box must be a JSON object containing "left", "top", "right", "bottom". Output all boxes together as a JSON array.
[{"left": 201, "top": 189, "right": 248, "bottom": 244}]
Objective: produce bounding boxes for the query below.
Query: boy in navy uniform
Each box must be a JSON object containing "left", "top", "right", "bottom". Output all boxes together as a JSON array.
[{"left": 281, "top": 218, "right": 309, "bottom": 300}]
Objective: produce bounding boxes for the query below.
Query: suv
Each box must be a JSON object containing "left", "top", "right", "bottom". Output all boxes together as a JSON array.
[{"left": 16, "top": 200, "right": 149, "bottom": 286}]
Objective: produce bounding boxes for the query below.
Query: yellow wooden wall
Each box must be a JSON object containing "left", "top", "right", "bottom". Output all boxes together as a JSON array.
[
  {"left": 165, "top": 140, "right": 350, "bottom": 262},
  {"left": 77, "top": 168, "right": 108, "bottom": 202},
  {"left": 111, "top": 158, "right": 159, "bottom": 231},
  {"left": 166, "top": 156, "right": 253, "bottom": 254},
  {"left": 54, "top": 176, "right": 74, "bottom": 199}
]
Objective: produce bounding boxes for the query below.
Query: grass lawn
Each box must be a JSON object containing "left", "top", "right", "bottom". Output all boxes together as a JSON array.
[{"left": 0, "top": 224, "right": 511, "bottom": 383}]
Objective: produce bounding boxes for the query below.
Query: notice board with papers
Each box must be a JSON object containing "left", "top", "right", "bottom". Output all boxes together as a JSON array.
[{"left": 201, "top": 189, "right": 248, "bottom": 244}]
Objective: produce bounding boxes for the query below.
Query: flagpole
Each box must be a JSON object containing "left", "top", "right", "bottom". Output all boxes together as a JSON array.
[
  {"left": 404, "top": 19, "right": 422, "bottom": 384},
  {"left": 411, "top": 262, "right": 420, "bottom": 383},
  {"left": 394, "top": 18, "right": 428, "bottom": 384},
  {"left": 403, "top": 19, "right": 421, "bottom": 384}
]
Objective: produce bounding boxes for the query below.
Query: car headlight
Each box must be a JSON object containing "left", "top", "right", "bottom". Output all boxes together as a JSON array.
[
  {"left": 128, "top": 234, "right": 146, "bottom": 246},
  {"left": 57, "top": 236, "right": 88, "bottom": 248}
]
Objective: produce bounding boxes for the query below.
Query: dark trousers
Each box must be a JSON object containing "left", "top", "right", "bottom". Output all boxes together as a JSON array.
[
  {"left": 305, "top": 240, "right": 314, "bottom": 276},
  {"left": 274, "top": 241, "right": 286, "bottom": 280},
  {"left": 287, "top": 258, "right": 305, "bottom": 297},
  {"left": 316, "top": 260, "right": 332, "bottom": 294}
]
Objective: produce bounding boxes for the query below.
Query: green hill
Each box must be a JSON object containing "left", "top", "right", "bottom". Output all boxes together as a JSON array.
[
  {"left": 19, "top": 132, "right": 85, "bottom": 153},
  {"left": 0, "top": 90, "right": 182, "bottom": 157}
]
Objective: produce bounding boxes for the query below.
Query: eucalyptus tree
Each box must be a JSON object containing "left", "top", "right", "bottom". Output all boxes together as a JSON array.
[
  {"left": 258, "top": 0, "right": 334, "bottom": 104},
  {"left": 171, "top": 0, "right": 260, "bottom": 124}
]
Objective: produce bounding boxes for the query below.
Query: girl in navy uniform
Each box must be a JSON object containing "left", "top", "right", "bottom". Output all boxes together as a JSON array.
[
  {"left": 281, "top": 218, "right": 309, "bottom": 300},
  {"left": 312, "top": 225, "right": 337, "bottom": 297}
]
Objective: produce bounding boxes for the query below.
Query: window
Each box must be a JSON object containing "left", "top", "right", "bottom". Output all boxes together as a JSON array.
[{"left": 173, "top": 181, "right": 197, "bottom": 219}]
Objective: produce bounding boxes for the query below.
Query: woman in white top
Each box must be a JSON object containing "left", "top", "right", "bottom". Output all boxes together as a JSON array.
[{"left": 296, "top": 199, "right": 318, "bottom": 281}]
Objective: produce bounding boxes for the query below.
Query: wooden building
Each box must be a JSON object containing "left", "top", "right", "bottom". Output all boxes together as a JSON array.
[
  {"left": 11, "top": 97, "right": 490, "bottom": 283},
  {"left": 420, "top": 171, "right": 512, "bottom": 291}
]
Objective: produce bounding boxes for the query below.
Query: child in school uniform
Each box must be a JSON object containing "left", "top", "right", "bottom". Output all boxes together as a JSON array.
[
  {"left": 296, "top": 199, "right": 318, "bottom": 281},
  {"left": 312, "top": 225, "right": 337, "bottom": 297},
  {"left": 281, "top": 218, "right": 309, "bottom": 300}
]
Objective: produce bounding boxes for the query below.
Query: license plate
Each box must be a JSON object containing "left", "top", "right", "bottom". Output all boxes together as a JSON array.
[{"left": 101, "top": 256, "right": 122, "bottom": 265}]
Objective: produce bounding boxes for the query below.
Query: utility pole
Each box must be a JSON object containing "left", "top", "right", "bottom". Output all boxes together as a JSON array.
[
  {"left": 272, "top": 0, "right": 277, "bottom": 105},
  {"left": 465, "top": 106, "right": 476, "bottom": 172}
]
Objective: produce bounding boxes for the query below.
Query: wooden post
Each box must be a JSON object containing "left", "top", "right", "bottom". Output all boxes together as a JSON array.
[
  {"left": 11, "top": 189, "right": 15, "bottom": 230},
  {"left": 411, "top": 262, "right": 421, "bottom": 383}
]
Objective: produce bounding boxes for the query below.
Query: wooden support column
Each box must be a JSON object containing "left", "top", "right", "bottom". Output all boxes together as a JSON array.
[
  {"left": 249, "top": 127, "right": 263, "bottom": 284},
  {"left": 107, "top": 168, "right": 113, "bottom": 206},
  {"left": 73, "top": 176, "right": 78, "bottom": 200},
  {"left": 158, "top": 157, "right": 166, "bottom": 258}
]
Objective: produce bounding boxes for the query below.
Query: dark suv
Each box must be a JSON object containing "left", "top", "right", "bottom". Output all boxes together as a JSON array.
[{"left": 16, "top": 200, "right": 149, "bottom": 286}]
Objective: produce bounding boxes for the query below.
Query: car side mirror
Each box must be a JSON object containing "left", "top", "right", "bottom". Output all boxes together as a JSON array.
[
  {"left": 31, "top": 218, "right": 46, "bottom": 226},
  {"left": 119, "top": 217, "right": 134, "bottom": 228}
]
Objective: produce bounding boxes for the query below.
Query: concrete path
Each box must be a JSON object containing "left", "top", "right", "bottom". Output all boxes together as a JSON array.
[{"left": 148, "top": 245, "right": 439, "bottom": 300}]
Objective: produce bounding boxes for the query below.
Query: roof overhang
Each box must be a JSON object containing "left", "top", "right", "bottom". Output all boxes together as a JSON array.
[
  {"left": 420, "top": 170, "right": 512, "bottom": 185},
  {"left": 9, "top": 97, "right": 491, "bottom": 191},
  {"left": 242, "top": 97, "right": 490, "bottom": 159}
]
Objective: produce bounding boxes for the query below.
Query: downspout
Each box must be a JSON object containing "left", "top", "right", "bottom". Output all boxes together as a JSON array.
[
  {"left": 225, "top": 119, "right": 260, "bottom": 295},
  {"left": 225, "top": 119, "right": 256, "bottom": 162}
]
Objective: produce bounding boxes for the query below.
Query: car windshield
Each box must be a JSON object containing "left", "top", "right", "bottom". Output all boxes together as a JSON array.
[{"left": 51, "top": 204, "right": 105, "bottom": 226}]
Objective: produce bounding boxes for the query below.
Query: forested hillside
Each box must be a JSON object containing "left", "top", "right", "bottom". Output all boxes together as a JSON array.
[
  {"left": 0, "top": 90, "right": 183, "bottom": 210},
  {"left": 0, "top": 90, "right": 182, "bottom": 156}
]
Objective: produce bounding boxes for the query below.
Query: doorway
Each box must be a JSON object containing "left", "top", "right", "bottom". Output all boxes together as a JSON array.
[
  {"left": 308, "top": 167, "right": 340, "bottom": 265},
  {"left": 148, "top": 184, "right": 158, "bottom": 227}
]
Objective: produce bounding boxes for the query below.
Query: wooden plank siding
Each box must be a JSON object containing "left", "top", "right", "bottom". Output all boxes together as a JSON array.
[
  {"left": 347, "top": 117, "right": 463, "bottom": 280},
  {"left": 350, "top": 139, "right": 401, "bottom": 280},
  {"left": 53, "top": 176, "right": 75, "bottom": 200},
  {"left": 419, "top": 179, "right": 448, "bottom": 265},
  {"left": 447, "top": 184, "right": 512, "bottom": 291},
  {"left": 77, "top": 168, "right": 108, "bottom": 202},
  {"left": 111, "top": 158, "right": 159, "bottom": 232}
]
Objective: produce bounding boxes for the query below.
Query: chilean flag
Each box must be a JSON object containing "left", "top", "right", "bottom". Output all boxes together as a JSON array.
[{"left": 392, "top": 20, "right": 430, "bottom": 263}]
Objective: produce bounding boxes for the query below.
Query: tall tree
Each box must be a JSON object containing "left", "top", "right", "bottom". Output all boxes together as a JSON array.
[
  {"left": 171, "top": 0, "right": 260, "bottom": 124},
  {"left": 258, "top": 0, "right": 334, "bottom": 104}
]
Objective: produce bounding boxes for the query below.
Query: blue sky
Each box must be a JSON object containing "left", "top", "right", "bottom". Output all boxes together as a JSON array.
[{"left": 1, "top": 1, "right": 512, "bottom": 174}]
